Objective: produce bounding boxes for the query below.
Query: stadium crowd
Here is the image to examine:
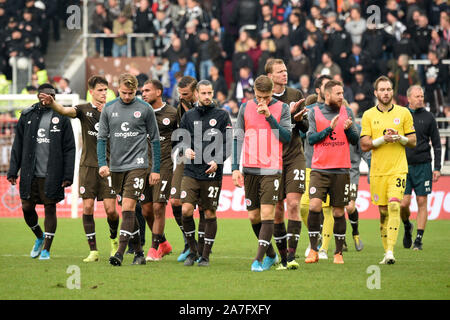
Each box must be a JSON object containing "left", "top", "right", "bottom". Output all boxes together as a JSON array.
[
  {"left": 88, "top": 0, "right": 449, "bottom": 117},
  {"left": 0, "top": 1, "right": 82, "bottom": 88}
]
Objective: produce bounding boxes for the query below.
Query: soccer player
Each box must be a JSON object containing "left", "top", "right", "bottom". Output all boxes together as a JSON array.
[
  {"left": 400, "top": 85, "right": 441, "bottom": 250},
  {"left": 305, "top": 80, "right": 359, "bottom": 264},
  {"left": 232, "top": 75, "right": 292, "bottom": 272},
  {"left": 7, "top": 84, "right": 75, "bottom": 260},
  {"left": 296, "top": 75, "right": 335, "bottom": 260},
  {"left": 360, "top": 76, "right": 416, "bottom": 264},
  {"left": 266, "top": 59, "right": 307, "bottom": 270},
  {"left": 177, "top": 80, "right": 233, "bottom": 266},
  {"left": 39, "top": 76, "right": 120, "bottom": 262},
  {"left": 97, "top": 73, "right": 161, "bottom": 266},
  {"left": 345, "top": 101, "right": 371, "bottom": 252},
  {"left": 170, "top": 76, "right": 203, "bottom": 262},
  {"left": 141, "top": 79, "right": 177, "bottom": 261}
]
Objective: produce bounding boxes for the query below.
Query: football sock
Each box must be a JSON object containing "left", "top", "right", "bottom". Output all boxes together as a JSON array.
[
  {"left": 117, "top": 211, "right": 135, "bottom": 256},
  {"left": 22, "top": 201, "right": 43, "bottom": 239},
  {"left": 82, "top": 214, "right": 97, "bottom": 251},
  {"left": 274, "top": 222, "right": 288, "bottom": 263},
  {"left": 182, "top": 215, "right": 197, "bottom": 255},
  {"left": 415, "top": 229, "right": 424, "bottom": 243},
  {"left": 287, "top": 220, "right": 301, "bottom": 260},
  {"left": 387, "top": 201, "right": 401, "bottom": 252},
  {"left": 129, "top": 216, "right": 143, "bottom": 254},
  {"left": 321, "top": 206, "right": 334, "bottom": 251},
  {"left": 107, "top": 216, "right": 119, "bottom": 239},
  {"left": 255, "top": 220, "right": 274, "bottom": 262},
  {"left": 333, "top": 215, "right": 346, "bottom": 254},
  {"left": 379, "top": 207, "right": 388, "bottom": 252},
  {"left": 348, "top": 208, "right": 359, "bottom": 236},
  {"left": 43, "top": 204, "right": 57, "bottom": 251},
  {"left": 198, "top": 210, "right": 205, "bottom": 256},
  {"left": 135, "top": 203, "right": 146, "bottom": 246},
  {"left": 172, "top": 205, "right": 186, "bottom": 245},
  {"left": 152, "top": 233, "right": 164, "bottom": 249},
  {"left": 251, "top": 222, "right": 276, "bottom": 257},
  {"left": 300, "top": 204, "right": 309, "bottom": 228},
  {"left": 307, "top": 210, "right": 321, "bottom": 251},
  {"left": 203, "top": 217, "right": 217, "bottom": 260}
]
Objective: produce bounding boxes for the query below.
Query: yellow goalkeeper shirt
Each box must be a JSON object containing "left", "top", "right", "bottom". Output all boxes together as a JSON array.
[{"left": 361, "top": 104, "right": 415, "bottom": 177}]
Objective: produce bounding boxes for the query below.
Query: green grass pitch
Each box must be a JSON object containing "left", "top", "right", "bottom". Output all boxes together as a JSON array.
[{"left": 0, "top": 218, "right": 449, "bottom": 300}]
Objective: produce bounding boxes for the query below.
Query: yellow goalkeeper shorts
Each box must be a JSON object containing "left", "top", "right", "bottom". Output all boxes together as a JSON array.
[{"left": 370, "top": 173, "right": 407, "bottom": 206}]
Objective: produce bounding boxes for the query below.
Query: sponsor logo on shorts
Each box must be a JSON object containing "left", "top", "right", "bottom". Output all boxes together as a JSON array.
[
  {"left": 180, "top": 191, "right": 187, "bottom": 198},
  {"left": 310, "top": 187, "right": 316, "bottom": 195},
  {"left": 170, "top": 187, "right": 176, "bottom": 195},
  {"left": 79, "top": 186, "right": 85, "bottom": 194},
  {"left": 162, "top": 118, "right": 170, "bottom": 126},
  {"left": 52, "top": 117, "right": 59, "bottom": 124}
]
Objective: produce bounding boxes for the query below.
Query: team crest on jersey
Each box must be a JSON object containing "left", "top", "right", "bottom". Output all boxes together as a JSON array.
[
  {"left": 52, "top": 117, "right": 59, "bottom": 124},
  {"left": 209, "top": 119, "right": 217, "bottom": 127},
  {"left": 162, "top": 118, "right": 171, "bottom": 126},
  {"left": 79, "top": 186, "right": 85, "bottom": 194},
  {"left": 134, "top": 111, "right": 141, "bottom": 118},
  {"left": 245, "top": 199, "right": 252, "bottom": 207},
  {"left": 310, "top": 187, "right": 317, "bottom": 195},
  {"left": 94, "top": 123, "right": 100, "bottom": 131},
  {"left": 393, "top": 118, "right": 400, "bottom": 125},
  {"left": 180, "top": 191, "right": 187, "bottom": 198},
  {"left": 170, "top": 187, "right": 176, "bottom": 195}
]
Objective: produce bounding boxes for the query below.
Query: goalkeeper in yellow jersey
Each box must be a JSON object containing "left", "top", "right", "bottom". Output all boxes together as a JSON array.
[{"left": 360, "top": 76, "right": 416, "bottom": 265}]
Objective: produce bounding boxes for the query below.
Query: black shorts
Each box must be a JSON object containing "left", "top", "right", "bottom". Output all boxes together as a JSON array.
[
  {"left": 309, "top": 171, "right": 350, "bottom": 207},
  {"left": 111, "top": 169, "right": 147, "bottom": 201},
  {"left": 27, "top": 177, "right": 58, "bottom": 205},
  {"left": 244, "top": 174, "right": 281, "bottom": 211},
  {"left": 141, "top": 169, "right": 173, "bottom": 204},
  {"left": 180, "top": 176, "right": 222, "bottom": 211},
  {"left": 279, "top": 157, "right": 306, "bottom": 199},
  {"left": 170, "top": 162, "right": 184, "bottom": 200},
  {"left": 79, "top": 166, "right": 116, "bottom": 201}
]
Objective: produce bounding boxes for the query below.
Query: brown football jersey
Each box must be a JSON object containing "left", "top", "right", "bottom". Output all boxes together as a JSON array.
[
  {"left": 74, "top": 103, "right": 109, "bottom": 167},
  {"left": 148, "top": 103, "right": 177, "bottom": 171},
  {"left": 273, "top": 87, "right": 306, "bottom": 164}
]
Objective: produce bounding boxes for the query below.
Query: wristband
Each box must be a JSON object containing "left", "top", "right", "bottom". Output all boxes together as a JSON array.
[
  {"left": 398, "top": 135, "right": 408, "bottom": 145},
  {"left": 372, "top": 136, "right": 386, "bottom": 147}
]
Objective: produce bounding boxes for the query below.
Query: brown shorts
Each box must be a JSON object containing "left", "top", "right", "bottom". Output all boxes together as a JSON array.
[
  {"left": 79, "top": 166, "right": 116, "bottom": 201},
  {"left": 180, "top": 176, "right": 222, "bottom": 211},
  {"left": 141, "top": 169, "right": 173, "bottom": 204},
  {"left": 244, "top": 174, "right": 281, "bottom": 211},
  {"left": 111, "top": 169, "right": 147, "bottom": 201},
  {"left": 346, "top": 183, "right": 358, "bottom": 202},
  {"left": 309, "top": 170, "right": 350, "bottom": 207},
  {"left": 170, "top": 162, "right": 184, "bottom": 200},
  {"left": 28, "top": 177, "right": 58, "bottom": 205},
  {"left": 279, "top": 157, "right": 306, "bottom": 199}
]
